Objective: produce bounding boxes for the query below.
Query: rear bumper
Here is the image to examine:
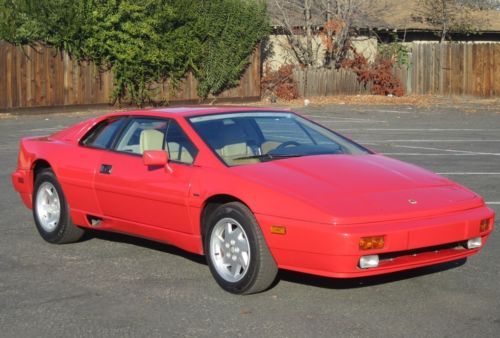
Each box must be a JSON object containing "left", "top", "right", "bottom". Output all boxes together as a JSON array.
[
  {"left": 257, "top": 206, "right": 495, "bottom": 278},
  {"left": 11, "top": 169, "right": 32, "bottom": 209}
]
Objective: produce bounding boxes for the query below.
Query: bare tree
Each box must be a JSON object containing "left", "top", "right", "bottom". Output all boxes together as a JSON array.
[
  {"left": 272, "top": 0, "right": 316, "bottom": 68},
  {"left": 319, "top": 0, "right": 365, "bottom": 69},
  {"left": 418, "top": 0, "right": 482, "bottom": 42},
  {"left": 271, "top": 0, "right": 371, "bottom": 95},
  {"left": 271, "top": 0, "right": 368, "bottom": 68},
  {"left": 271, "top": 0, "right": 319, "bottom": 96}
]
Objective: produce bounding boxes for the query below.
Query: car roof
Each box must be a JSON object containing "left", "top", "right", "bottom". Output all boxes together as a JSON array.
[{"left": 107, "top": 106, "right": 292, "bottom": 118}]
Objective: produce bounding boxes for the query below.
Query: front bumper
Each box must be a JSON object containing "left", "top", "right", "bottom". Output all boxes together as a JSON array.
[{"left": 256, "top": 206, "right": 495, "bottom": 278}]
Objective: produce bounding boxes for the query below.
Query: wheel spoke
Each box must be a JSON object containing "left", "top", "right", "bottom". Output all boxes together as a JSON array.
[
  {"left": 236, "top": 238, "right": 247, "bottom": 251},
  {"left": 45, "top": 186, "right": 54, "bottom": 196},
  {"left": 229, "top": 262, "right": 240, "bottom": 276},
  {"left": 232, "top": 227, "right": 242, "bottom": 241},
  {"left": 214, "top": 234, "right": 224, "bottom": 247},
  {"left": 217, "top": 233, "right": 225, "bottom": 242},
  {"left": 238, "top": 254, "right": 248, "bottom": 269},
  {"left": 221, "top": 253, "right": 230, "bottom": 265},
  {"left": 226, "top": 222, "right": 232, "bottom": 236}
]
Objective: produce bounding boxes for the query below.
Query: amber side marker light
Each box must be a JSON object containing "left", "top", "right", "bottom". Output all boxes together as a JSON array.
[
  {"left": 270, "top": 225, "right": 286, "bottom": 235},
  {"left": 480, "top": 219, "right": 490, "bottom": 233},
  {"left": 359, "top": 236, "right": 385, "bottom": 250}
]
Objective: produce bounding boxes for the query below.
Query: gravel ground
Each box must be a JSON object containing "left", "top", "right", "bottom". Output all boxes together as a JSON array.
[{"left": 1, "top": 101, "right": 499, "bottom": 337}]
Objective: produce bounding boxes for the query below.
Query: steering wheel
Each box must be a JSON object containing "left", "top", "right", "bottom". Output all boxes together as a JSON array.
[{"left": 276, "top": 141, "right": 300, "bottom": 150}]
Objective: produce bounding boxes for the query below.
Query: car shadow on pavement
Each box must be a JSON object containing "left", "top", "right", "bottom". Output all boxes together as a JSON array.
[
  {"left": 84, "top": 230, "right": 207, "bottom": 266},
  {"left": 277, "top": 258, "right": 467, "bottom": 289},
  {"left": 82, "top": 230, "right": 467, "bottom": 290}
]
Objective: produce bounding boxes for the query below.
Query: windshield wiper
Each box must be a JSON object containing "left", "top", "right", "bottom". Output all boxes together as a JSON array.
[{"left": 233, "top": 153, "right": 303, "bottom": 161}]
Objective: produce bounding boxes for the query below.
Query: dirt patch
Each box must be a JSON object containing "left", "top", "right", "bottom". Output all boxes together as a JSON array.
[
  {"left": 1, "top": 95, "right": 498, "bottom": 118},
  {"left": 253, "top": 95, "right": 500, "bottom": 109}
]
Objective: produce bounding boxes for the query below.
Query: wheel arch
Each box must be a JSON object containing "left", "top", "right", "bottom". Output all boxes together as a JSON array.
[
  {"left": 200, "top": 194, "right": 252, "bottom": 249},
  {"left": 32, "top": 159, "right": 53, "bottom": 184}
]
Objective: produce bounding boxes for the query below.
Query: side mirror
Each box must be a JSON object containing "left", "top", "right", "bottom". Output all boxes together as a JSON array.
[{"left": 143, "top": 150, "right": 168, "bottom": 166}]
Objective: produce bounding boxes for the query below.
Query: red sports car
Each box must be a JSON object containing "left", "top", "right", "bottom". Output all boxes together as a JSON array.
[{"left": 12, "top": 107, "right": 495, "bottom": 294}]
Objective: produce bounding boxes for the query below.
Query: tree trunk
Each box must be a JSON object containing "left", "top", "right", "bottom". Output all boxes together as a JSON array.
[
  {"left": 440, "top": 0, "right": 447, "bottom": 43},
  {"left": 305, "top": 0, "right": 313, "bottom": 67},
  {"left": 304, "top": 66, "right": 308, "bottom": 98},
  {"left": 325, "top": 0, "right": 333, "bottom": 67}
]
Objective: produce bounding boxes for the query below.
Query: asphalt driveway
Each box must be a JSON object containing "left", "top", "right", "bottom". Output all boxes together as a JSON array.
[{"left": 1, "top": 102, "right": 499, "bottom": 337}]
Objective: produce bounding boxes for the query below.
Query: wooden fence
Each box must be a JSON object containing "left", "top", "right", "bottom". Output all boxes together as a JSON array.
[
  {"left": 1, "top": 41, "right": 499, "bottom": 110},
  {"left": 0, "top": 41, "right": 261, "bottom": 109},
  {"left": 406, "top": 42, "right": 500, "bottom": 96},
  {"left": 293, "top": 68, "right": 371, "bottom": 97},
  {"left": 293, "top": 42, "right": 500, "bottom": 97}
]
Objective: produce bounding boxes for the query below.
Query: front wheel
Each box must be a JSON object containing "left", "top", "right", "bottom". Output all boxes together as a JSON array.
[
  {"left": 32, "top": 168, "right": 85, "bottom": 244},
  {"left": 205, "top": 202, "right": 278, "bottom": 294}
]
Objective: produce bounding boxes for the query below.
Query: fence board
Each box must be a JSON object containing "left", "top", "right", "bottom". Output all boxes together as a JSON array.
[{"left": 494, "top": 44, "right": 500, "bottom": 96}]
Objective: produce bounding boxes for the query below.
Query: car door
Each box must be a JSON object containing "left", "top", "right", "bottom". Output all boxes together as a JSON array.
[
  {"left": 93, "top": 117, "right": 198, "bottom": 233},
  {"left": 60, "top": 116, "right": 128, "bottom": 216}
]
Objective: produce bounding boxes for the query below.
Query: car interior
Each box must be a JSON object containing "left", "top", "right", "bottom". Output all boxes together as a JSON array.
[{"left": 114, "top": 119, "right": 196, "bottom": 165}]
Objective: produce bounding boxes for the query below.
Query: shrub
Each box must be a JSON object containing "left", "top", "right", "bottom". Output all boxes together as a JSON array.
[
  {"left": 0, "top": 0, "right": 269, "bottom": 105},
  {"left": 342, "top": 49, "right": 405, "bottom": 97},
  {"left": 261, "top": 64, "right": 299, "bottom": 101}
]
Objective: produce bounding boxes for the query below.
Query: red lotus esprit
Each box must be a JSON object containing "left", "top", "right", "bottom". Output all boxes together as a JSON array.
[{"left": 12, "top": 107, "right": 494, "bottom": 294}]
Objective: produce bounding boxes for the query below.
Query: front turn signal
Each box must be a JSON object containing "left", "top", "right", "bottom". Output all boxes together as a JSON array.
[
  {"left": 270, "top": 225, "right": 287, "bottom": 235},
  {"left": 479, "top": 219, "right": 490, "bottom": 233},
  {"left": 359, "top": 236, "right": 385, "bottom": 250}
]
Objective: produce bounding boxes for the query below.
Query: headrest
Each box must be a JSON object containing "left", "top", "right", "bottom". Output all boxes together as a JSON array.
[{"left": 140, "top": 129, "right": 164, "bottom": 153}]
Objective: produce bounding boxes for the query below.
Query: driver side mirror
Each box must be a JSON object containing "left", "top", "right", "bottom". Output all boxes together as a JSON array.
[
  {"left": 143, "top": 150, "right": 173, "bottom": 173},
  {"left": 143, "top": 150, "right": 168, "bottom": 166}
]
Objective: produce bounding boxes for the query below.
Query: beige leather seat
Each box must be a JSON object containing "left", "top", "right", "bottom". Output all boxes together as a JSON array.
[
  {"left": 216, "top": 124, "right": 256, "bottom": 165},
  {"left": 167, "top": 142, "right": 194, "bottom": 163},
  {"left": 261, "top": 141, "right": 280, "bottom": 154},
  {"left": 139, "top": 129, "right": 164, "bottom": 153}
]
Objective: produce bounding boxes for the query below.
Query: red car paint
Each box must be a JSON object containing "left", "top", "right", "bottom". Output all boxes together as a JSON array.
[{"left": 12, "top": 107, "right": 495, "bottom": 278}]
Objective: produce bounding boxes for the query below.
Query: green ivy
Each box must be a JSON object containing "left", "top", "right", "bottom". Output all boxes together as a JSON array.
[
  {"left": 0, "top": 0, "right": 269, "bottom": 105},
  {"left": 378, "top": 35, "right": 411, "bottom": 68},
  {"left": 191, "top": 0, "right": 269, "bottom": 98}
]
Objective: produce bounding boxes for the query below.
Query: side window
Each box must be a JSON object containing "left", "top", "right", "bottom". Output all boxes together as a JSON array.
[
  {"left": 81, "top": 117, "right": 126, "bottom": 149},
  {"left": 165, "top": 120, "right": 198, "bottom": 164},
  {"left": 115, "top": 118, "right": 168, "bottom": 155}
]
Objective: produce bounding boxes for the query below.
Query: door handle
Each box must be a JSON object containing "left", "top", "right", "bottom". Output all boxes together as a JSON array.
[{"left": 99, "top": 164, "right": 113, "bottom": 174}]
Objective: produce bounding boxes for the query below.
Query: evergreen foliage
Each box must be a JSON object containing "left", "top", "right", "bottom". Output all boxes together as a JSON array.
[{"left": 0, "top": 0, "right": 269, "bottom": 105}]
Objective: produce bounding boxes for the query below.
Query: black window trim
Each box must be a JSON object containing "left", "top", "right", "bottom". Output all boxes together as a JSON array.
[{"left": 79, "top": 115, "right": 199, "bottom": 166}]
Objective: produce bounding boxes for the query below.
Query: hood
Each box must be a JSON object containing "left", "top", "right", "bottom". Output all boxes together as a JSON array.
[{"left": 232, "top": 154, "right": 483, "bottom": 225}]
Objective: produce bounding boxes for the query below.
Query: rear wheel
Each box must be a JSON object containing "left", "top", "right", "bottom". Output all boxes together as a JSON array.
[
  {"left": 33, "top": 168, "right": 85, "bottom": 244},
  {"left": 205, "top": 202, "right": 278, "bottom": 294}
]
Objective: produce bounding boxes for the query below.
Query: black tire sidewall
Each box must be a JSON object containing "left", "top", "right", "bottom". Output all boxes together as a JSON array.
[
  {"left": 32, "top": 169, "right": 70, "bottom": 243},
  {"left": 205, "top": 203, "right": 262, "bottom": 294}
]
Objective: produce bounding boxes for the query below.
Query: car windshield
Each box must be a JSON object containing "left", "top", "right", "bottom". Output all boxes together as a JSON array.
[{"left": 189, "top": 112, "right": 370, "bottom": 166}]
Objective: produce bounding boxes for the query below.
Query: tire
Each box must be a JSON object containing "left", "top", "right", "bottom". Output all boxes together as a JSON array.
[
  {"left": 32, "top": 168, "right": 85, "bottom": 244},
  {"left": 204, "top": 202, "right": 278, "bottom": 294}
]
